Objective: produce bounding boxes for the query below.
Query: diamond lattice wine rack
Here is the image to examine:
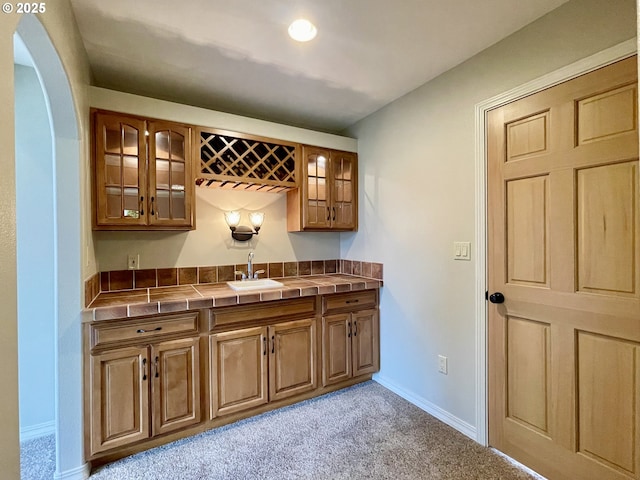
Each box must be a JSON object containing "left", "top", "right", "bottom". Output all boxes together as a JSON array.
[{"left": 196, "top": 127, "right": 299, "bottom": 193}]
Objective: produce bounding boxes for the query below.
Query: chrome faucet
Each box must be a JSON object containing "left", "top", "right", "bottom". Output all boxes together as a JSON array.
[
  {"left": 234, "top": 251, "right": 264, "bottom": 281},
  {"left": 247, "top": 251, "right": 254, "bottom": 280}
]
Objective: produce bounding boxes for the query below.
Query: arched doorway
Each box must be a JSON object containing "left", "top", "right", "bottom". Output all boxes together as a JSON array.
[
  {"left": 15, "top": 14, "right": 87, "bottom": 479},
  {"left": 15, "top": 32, "right": 56, "bottom": 478}
]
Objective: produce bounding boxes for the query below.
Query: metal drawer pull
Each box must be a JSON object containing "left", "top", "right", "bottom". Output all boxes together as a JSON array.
[
  {"left": 142, "top": 358, "right": 147, "bottom": 381},
  {"left": 263, "top": 337, "right": 266, "bottom": 356},
  {"left": 271, "top": 335, "right": 275, "bottom": 354},
  {"left": 136, "top": 327, "right": 162, "bottom": 334},
  {"left": 345, "top": 299, "right": 359, "bottom": 304},
  {"left": 354, "top": 320, "right": 357, "bottom": 337},
  {"left": 348, "top": 321, "right": 352, "bottom": 338},
  {"left": 154, "top": 356, "right": 159, "bottom": 378}
]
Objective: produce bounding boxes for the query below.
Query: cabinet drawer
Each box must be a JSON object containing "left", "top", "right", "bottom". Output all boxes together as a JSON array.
[
  {"left": 323, "top": 290, "right": 377, "bottom": 313},
  {"left": 210, "top": 297, "right": 316, "bottom": 329},
  {"left": 91, "top": 313, "right": 199, "bottom": 349}
]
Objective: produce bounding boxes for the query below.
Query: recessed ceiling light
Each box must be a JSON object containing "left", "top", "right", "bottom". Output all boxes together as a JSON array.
[{"left": 288, "top": 19, "right": 317, "bottom": 42}]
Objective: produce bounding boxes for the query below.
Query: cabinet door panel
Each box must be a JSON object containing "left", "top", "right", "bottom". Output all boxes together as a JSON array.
[
  {"left": 352, "top": 309, "right": 379, "bottom": 377},
  {"left": 289, "top": 146, "right": 358, "bottom": 232},
  {"left": 331, "top": 151, "right": 357, "bottom": 230},
  {"left": 269, "top": 318, "right": 317, "bottom": 401},
  {"left": 147, "top": 121, "right": 193, "bottom": 227},
  {"left": 90, "top": 346, "right": 149, "bottom": 455},
  {"left": 302, "top": 147, "right": 332, "bottom": 229},
  {"left": 322, "top": 314, "right": 352, "bottom": 386},
  {"left": 94, "top": 113, "right": 147, "bottom": 226},
  {"left": 210, "top": 327, "right": 268, "bottom": 418},
  {"left": 152, "top": 337, "right": 200, "bottom": 436}
]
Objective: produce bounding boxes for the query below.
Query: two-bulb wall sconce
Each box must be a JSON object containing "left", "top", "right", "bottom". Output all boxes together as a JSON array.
[{"left": 224, "top": 211, "right": 265, "bottom": 241}]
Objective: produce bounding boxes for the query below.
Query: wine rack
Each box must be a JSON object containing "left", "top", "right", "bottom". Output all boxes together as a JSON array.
[{"left": 196, "top": 127, "right": 298, "bottom": 193}]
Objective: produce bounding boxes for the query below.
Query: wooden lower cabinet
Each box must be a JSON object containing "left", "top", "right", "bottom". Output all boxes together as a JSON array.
[
  {"left": 210, "top": 327, "right": 268, "bottom": 418},
  {"left": 322, "top": 314, "right": 352, "bottom": 385},
  {"left": 351, "top": 310, "right": 379, "bottom": 377},
  {"left": 268, "top": 318, "right": 317, "bottom": 401},
  {"left": 210, "top": 318, "right": 316, "bottom": 418},
  {"left": 86, "top": 291, "right": 379, "bottom": 466},
  {"left": 152, "top": 338, "right": 201, "bottom": 436},
  {"left": 322, "top": 309, "right": 379, "bottom": 386},
  {"left": 90, "top": 346, "right": 149, "bottom": 453},
  {"left": 88, "top": 337, "right": 200, "bottom": 455}
]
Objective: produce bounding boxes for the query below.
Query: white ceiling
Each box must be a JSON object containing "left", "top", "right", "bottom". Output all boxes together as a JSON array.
[{"left": 69, "top": 0, "right": 569, "bottom": 133}]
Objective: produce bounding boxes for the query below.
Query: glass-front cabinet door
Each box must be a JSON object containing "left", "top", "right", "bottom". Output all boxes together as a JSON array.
[
  {"left": 331, "top": 151, "right": 357, "bottom": 230},
  {"left": 94, "top": 113, "right": 147, "bottom": 227},
  {"left": 297, "top": 146, "right": 357, "bottom": 231},
  {"left": 92, "top": 110, "right": 194, "bottom": 230},
  {"left": 147, "top": 122, "right": 193, "bottom": 228},
  {"left": 303, "top": 146, "right": 332, "bottom": 229}
]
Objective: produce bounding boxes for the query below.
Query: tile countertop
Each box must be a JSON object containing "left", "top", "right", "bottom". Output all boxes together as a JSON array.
[{"left": 84, "top": 274, "right": 383, "bottom": 322}]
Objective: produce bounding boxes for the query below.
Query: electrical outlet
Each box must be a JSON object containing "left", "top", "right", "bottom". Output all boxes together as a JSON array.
[
  {"left": 438, "top": 355, "right": 448, "bottom": 375},
  {"left": 127, "top": 254, "right": 140, "bottom": 270}
]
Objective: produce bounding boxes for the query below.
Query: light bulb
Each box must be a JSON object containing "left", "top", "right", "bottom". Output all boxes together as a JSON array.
[
  {"left": 249, "top": 212, "right": 265, "bottom": 229},
  {"left": 224, "top": 211, "right": 241, "bottom": 228},
  {"left": 288, "top": 19, "right": 317, "bottom": 42}
]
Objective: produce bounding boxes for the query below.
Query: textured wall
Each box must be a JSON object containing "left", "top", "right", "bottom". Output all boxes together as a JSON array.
[
  {"left": 0, "top": 11, "right": 22, "bottom": 480},
  {"left": 344, "top": 0, "right": 637, "bottom": 433}
]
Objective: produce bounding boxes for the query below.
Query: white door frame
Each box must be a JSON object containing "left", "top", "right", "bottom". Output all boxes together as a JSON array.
[{"left": 473, "top": 38, "right": 637, "bottom": 446}]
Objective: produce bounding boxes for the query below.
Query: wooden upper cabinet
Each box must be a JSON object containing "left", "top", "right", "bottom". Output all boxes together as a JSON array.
[
  {"left": 92, "top": 110, "right": 195, "bottom": 230},
  {"left": 287, "top": 146, "right": 358, "bottom": 231},
  {"left": 94, "top": 112, "right": 147, "bottom": 228},
  {"left": 147, "top": 121, "right": 193, "bottom": 228},
  {"left": 331, "top": 150, "right": 357, "bottom": 230}
]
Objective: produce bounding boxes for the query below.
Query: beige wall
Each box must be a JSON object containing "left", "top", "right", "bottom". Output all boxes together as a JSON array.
[
  {"left": 344, "top": 0, "right": 637, "bottom": 432},
  {"left": 0, "top": 12, "right": 22, "bottom": 479},
  {"left": 90, "top": 87, "right": 358, "bottom": 272},
  {"left": 1, "top": 2, "right": 92, "bottom": 477},
  {"left": 90, "top": 87, "right": 358, "bottom": 151}
]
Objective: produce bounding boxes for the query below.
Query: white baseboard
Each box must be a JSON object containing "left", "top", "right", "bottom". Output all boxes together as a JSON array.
[
  {"left": 20, "top": 420, "right": 55, "bottom": 442},
  {"left": 374, "top": 375, "right": 477, "bottom": 441},
  {"left": 54, "top": 462, "right": 90, "bottom": 480}
]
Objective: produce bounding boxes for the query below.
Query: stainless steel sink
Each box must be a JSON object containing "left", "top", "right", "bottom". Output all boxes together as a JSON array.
[{"left": 226, "top": 279, "right": 284, "bottom": 291}]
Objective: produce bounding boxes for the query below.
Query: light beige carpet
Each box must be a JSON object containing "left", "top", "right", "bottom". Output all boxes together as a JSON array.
[
  {"left": 20, "top": 433, "right": 55, "bottom": 480},
  {"left": 84, "top": 381, "right": 541, "bottom": 479}
]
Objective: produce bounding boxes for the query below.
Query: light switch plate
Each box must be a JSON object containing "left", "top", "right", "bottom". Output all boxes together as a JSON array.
[
  {"left": 453, "top": 241, "right": 471, "bottom": 261},
  {"left": 438, "top": 355, "right": 448, "bottom": 375}
]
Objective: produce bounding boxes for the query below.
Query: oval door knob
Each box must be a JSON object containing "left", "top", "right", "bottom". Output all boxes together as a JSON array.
[{"left": 489, "top": 292, "right": 505, "bottom": 304}]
